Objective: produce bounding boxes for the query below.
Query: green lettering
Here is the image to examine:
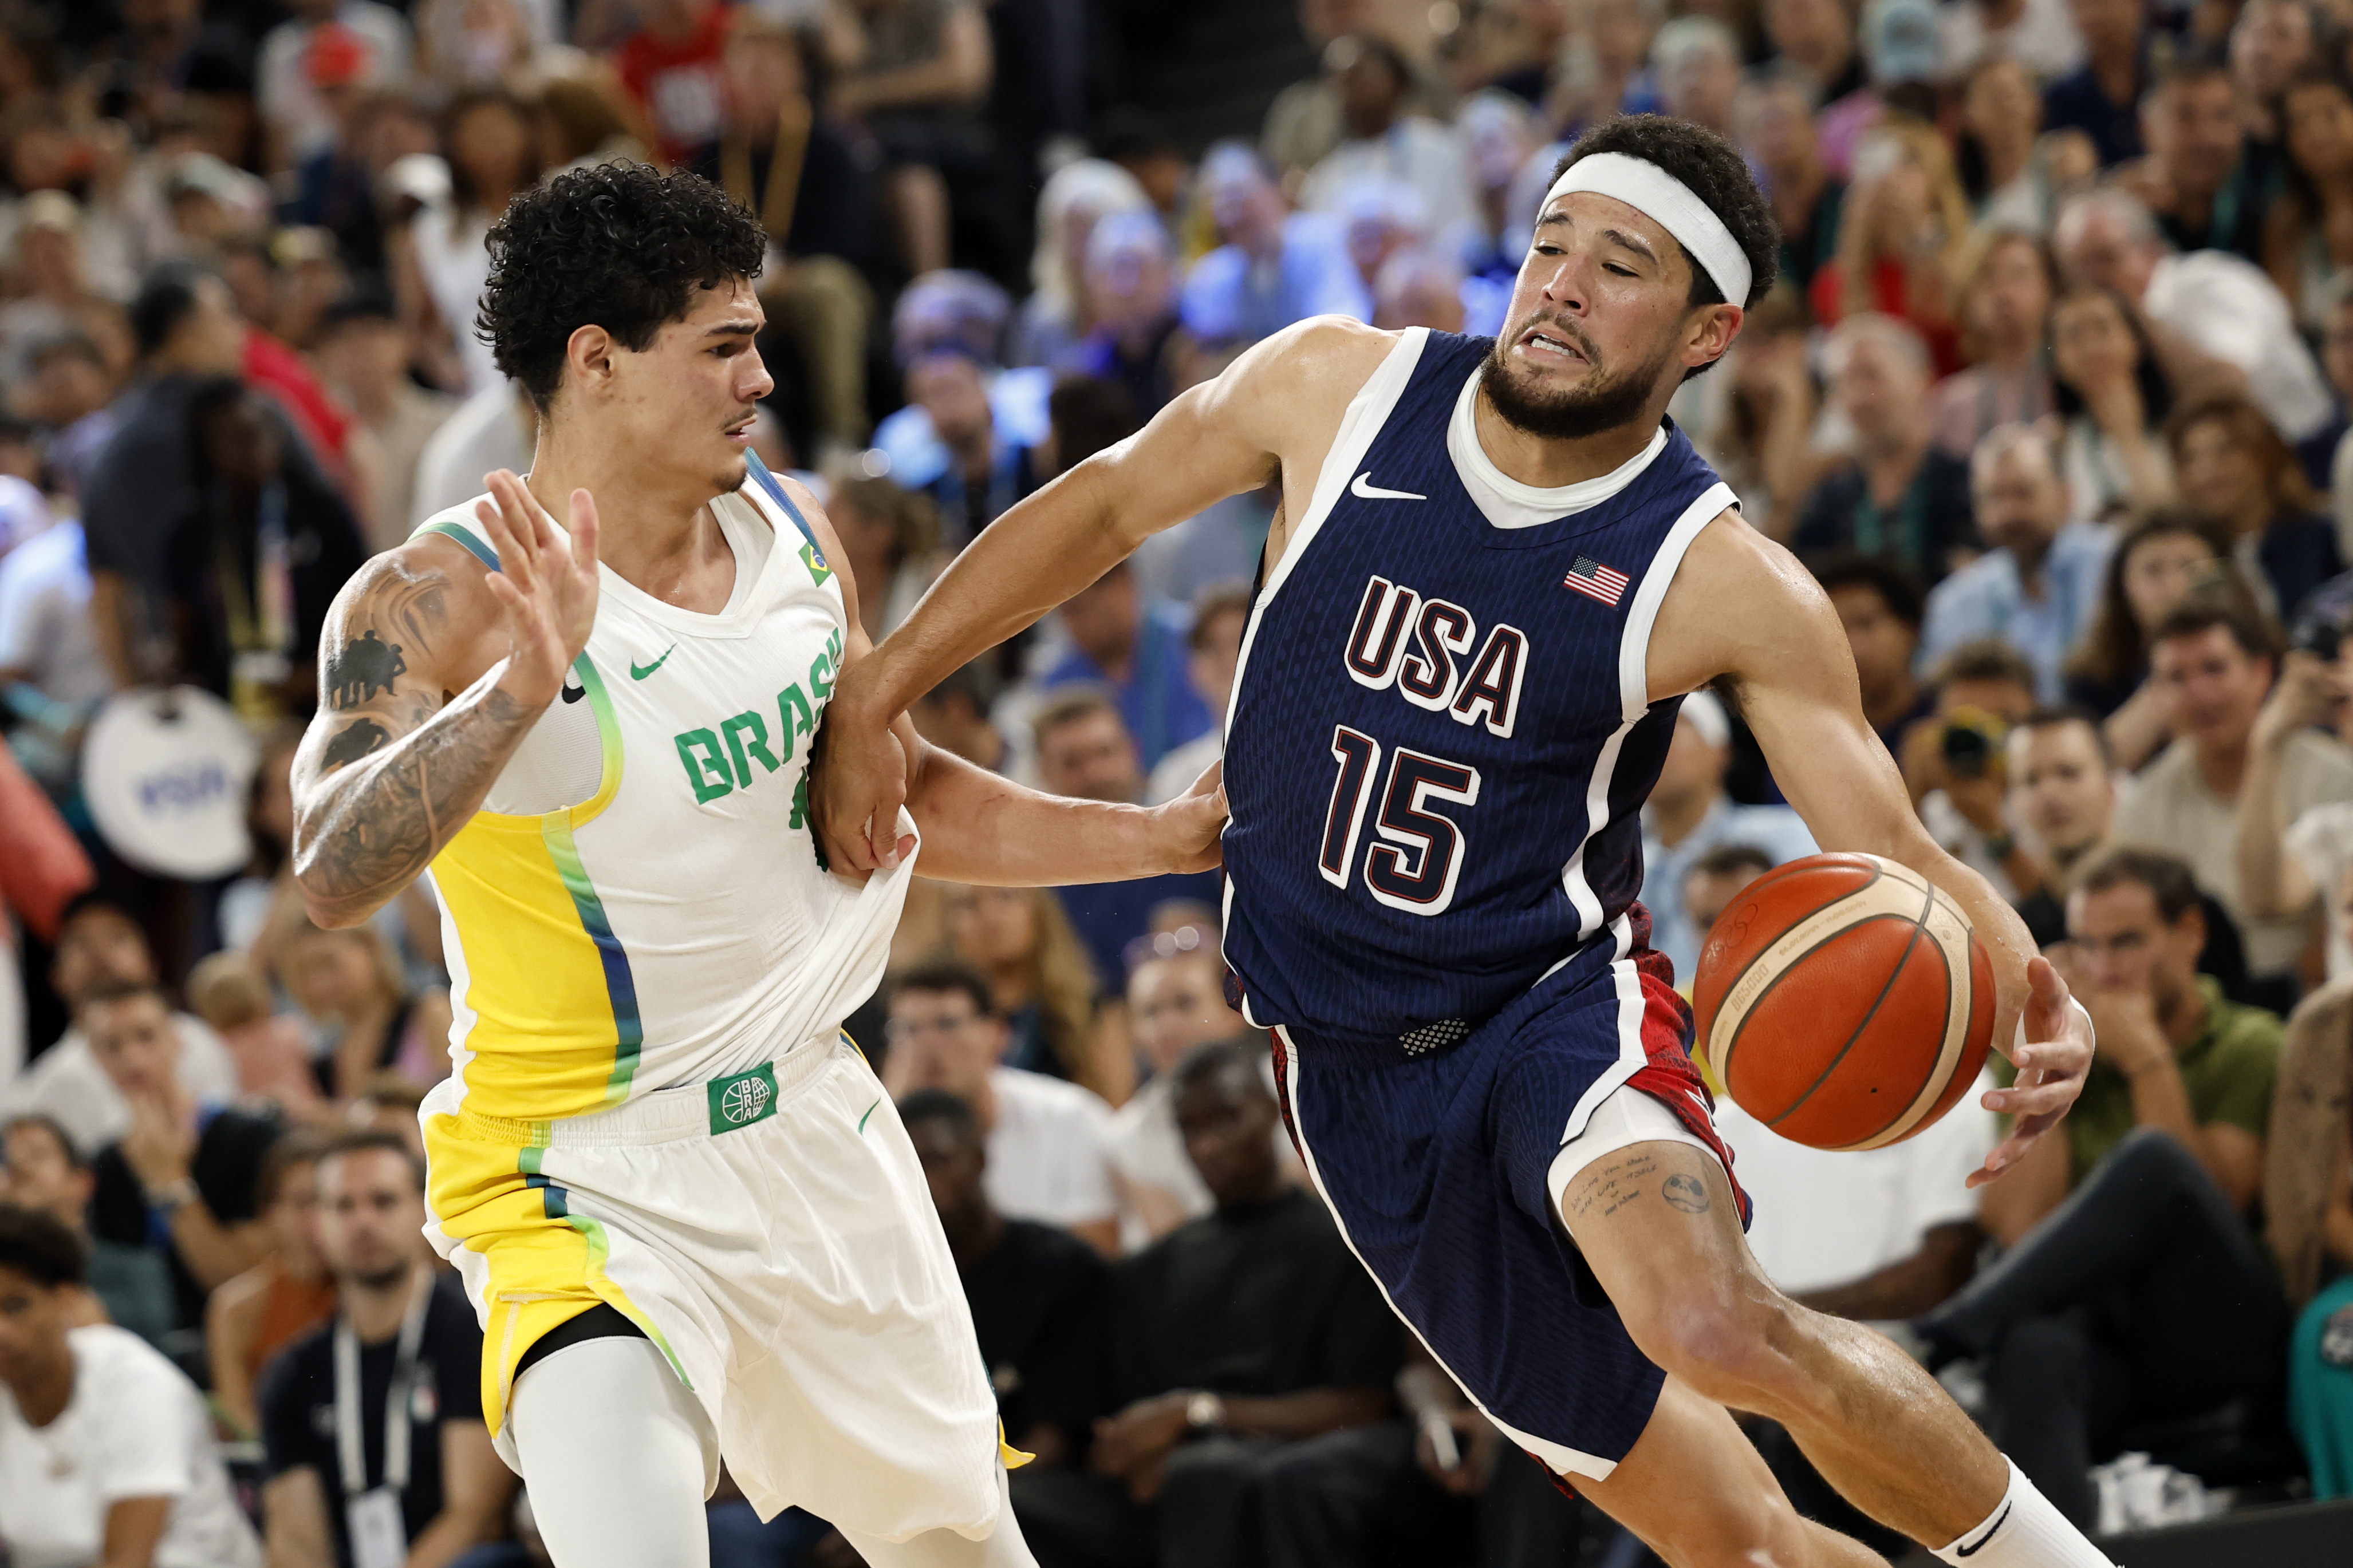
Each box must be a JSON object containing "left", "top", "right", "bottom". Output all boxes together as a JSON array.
[
  {"left": 809, "top": 650, "right": 834, "bottom": 700},
  {"left": 722, "top": 710, "right": 781, "bottom": 785},
  {"left": 778, "top": 683, "right": 815, "bottom": 744},
  {"left": 675, "top": 729, "right": 734, "bottom": 803},
  {"left": 790, "top": 768, "right": 809, "bottom": 830}
]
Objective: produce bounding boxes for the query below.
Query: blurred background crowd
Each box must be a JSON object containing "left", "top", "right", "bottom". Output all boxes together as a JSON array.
[{"left": 5, "top": 0, "right": 2353, "bottom": 1563}]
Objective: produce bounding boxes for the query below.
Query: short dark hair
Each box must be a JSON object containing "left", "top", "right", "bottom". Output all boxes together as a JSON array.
[
  {"left": 1934, "top": 638, "right": 2039, "bottom": 694},
  {"left": 1, "top": 1113, "right": 84, "bottom": 1168},
  {"left": 1688, "top": 843, "right": 1775, "bottom": 883},
  {"left": 56, "top": 889, "right": 140, "bottom": 940},
  {"left": 2015, "top": 704, "right": 2113, "bottom": 768},
  {"left": 1807, "top": 549, "right": 1927, "bottom": 630},
  {"left": 479, "top": 161, "right": 768, "bottom": 409},
  {"left": 896, "top": 1088, "right": 982, "bottom": 1143},
  {"left": 1170, "top": 1039, "right": 1266, "bottom": 1100},
  {"left": 887, "top": 959, "right": 997, "bottom": 1023},
  {"left": 1552, "top": 116, "right": 1779, "bottom": 310},
  {"left": 316, "top": 1128, "right": 424, "bottom": 1194},
  {"left": 1047, "top": 375, "right": 1138, "bottom": 470},
  {"left": 2142, "top": 48, "right": 2233, "bottom": 108},
  {"left": 256, "top": 1128, "right": 329, "bottom": 1209},
  {"left": 129, "top": 260, "right": 221, "bottom": 359},
  {"left": 2072, "top": 845, "right": 2203, "bottom": 925},
  {"left": 0, "top": 1202, "right": 87, "bottom": 1287},
  {"left": 75, "top": 977, "right": 170, "bottom": 1017},
  {"left": 1032, "top": 683, "right": 1124, "bottom": 749},
  {"left": 2151, "top": 593, "right": 2280, "bottom": 663}
]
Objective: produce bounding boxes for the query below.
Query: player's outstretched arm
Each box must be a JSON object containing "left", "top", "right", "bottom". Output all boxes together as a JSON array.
[
  {"left": 790, "top": 472, "right": 1228, "bottom": 884},
  {"left": 291, "top": 473, "right": 599, "bottom": 928},
  {"left": 1649, "top": 515, "right": 2094, "bottom": 1188},
  {"left": 814, "top": 317, "right": 1398, "bottom": 875}
]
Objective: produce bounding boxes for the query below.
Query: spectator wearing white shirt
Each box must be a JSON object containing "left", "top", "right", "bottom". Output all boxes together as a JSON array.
[
  {"left": 882, "top": 961, "right": 1119, "bottom": 1254},
  {"left": 1921, "top": 424, "right": 2114, "bottom": 701},
  {"left": 2236, "top": 639, "right": 2353, "bottom": 985},
  {"left": 1298, "top": 35, "right": 1477, "bottom": 260},
  {"left": 0, "top": 895, "right": 238, "bottom": 1158},
  {"left": 2054, "top": 185, "right": 2336, "bottom": 443},
  {"left": 1639, "top": 691, "right": 1818, "bottom": 978},
  {"left": 0, "top": 1203, "right": 262, "bottom": 1568}
]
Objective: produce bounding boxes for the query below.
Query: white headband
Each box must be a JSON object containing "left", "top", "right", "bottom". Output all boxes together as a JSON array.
[{"left": 1544, "top": 153, "right": 1752, "bottom": 307}]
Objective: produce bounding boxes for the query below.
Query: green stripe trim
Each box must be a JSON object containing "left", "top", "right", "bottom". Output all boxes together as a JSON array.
[
  {"left": 535, "top": 655, "right": 642, "bottom": 1103},
  {"left": 415, "top": 519, "right": 500, "bottom": 569}
]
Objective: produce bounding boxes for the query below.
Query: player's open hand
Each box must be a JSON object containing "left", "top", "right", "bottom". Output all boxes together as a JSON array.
[
  {"left": 1968, "top": 954, "right": 2092, "bottom": 1188},
  {"left": 1149, "top": 759, "right": 1228, "bottom": 874},
  {"left": 475, "top": 471, "right": 600, "bottom": 708},
  {"left": 809, "top": 659, "right": 914, "bottom": 875}
]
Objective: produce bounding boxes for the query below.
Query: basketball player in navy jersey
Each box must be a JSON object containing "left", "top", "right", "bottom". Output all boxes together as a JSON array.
[{"left": 817, "top": 119, "right": 2109, "bottom": 1568}]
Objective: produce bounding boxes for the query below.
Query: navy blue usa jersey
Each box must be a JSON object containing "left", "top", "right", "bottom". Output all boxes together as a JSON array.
[{"left": 1221, "top": 329, "right": 1738, "bottom": 1047}]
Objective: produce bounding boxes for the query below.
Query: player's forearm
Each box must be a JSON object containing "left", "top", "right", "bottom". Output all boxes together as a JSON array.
[
  {"left": 1863, "top": 823, "right": 2040, "bottom": 1055},
  {"left": 907, "top": 742, "right": 1183, "bottom": 885},
  {"left": 293, "top": 668, "right": 543, "bottom": 927}
]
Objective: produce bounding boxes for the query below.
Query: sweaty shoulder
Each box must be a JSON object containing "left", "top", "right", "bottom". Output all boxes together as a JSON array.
[{"left": 1643, "top": 505, "right": 1839, "bottom": 704}]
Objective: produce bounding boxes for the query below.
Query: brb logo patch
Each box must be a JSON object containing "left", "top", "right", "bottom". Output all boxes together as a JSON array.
[{"left": 708, "top": 1063, "right": 779, "bottom": 1135}]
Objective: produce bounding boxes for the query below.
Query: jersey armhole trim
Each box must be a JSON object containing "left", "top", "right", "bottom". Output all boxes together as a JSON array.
[
  {"left": 1616, "top": 483, "right": 1736, "bottom": 721},
  {"left": 415, "top": 518, "right": 500, "bottom": 569}
]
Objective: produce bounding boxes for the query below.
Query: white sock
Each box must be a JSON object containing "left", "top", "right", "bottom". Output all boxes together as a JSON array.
[
  {"left": 835, "top": 1462, "right": 1038, "bottom": 1568},
  {"left": 1932, "top": 1459, "right": 2114, "bottom": 1568},
  {"left": 511, "top": 1336, "right": 717, "bottom": 1568}
]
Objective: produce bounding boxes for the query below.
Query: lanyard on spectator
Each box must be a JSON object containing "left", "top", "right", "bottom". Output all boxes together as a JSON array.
[
  {"left": 722, "top": 101, "right": 811, "bottom": 246},
  {"left": 334, "top": 1266, "right": 431, "bottom": 1498}
]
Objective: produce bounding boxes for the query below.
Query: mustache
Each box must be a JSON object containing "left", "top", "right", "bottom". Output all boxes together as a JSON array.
[{"left": 1511, "top": 313, "right": 1601, "bottom": 363}]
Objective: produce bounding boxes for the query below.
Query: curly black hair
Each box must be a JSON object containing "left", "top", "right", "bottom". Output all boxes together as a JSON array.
[
  {"left": 477, "top": 161, "right": 768, "bottom": 409},
  {"left": 1554, "top": 115, "right": 1780, "bottom": 310}
]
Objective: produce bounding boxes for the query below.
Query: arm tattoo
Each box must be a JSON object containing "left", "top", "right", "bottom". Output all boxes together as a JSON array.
[
  {"left": 325, "top": 631, "right": 405, "bottom": 708},
  {"left": 295, "top": 681, "right": 537, "bottom": 920},
  {"left": 323, "top": 574, "right": 444, "bottom": 710}
]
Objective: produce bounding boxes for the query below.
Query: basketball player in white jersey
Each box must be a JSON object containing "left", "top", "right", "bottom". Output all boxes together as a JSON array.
[
  {"left": 817, "top": 120, "right": 2114, "bottom": 1568},
  {"left": 286, "top": 164, "right": 1219, "bottom": 1568}
]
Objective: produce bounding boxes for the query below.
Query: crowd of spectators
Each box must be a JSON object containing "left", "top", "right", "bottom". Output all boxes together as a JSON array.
[{"left": 5, "top": 0, "right": 2353, "bottom": 1563}]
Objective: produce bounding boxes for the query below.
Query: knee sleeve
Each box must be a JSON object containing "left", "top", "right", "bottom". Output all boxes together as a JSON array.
[{"left": 510, "top": 1336, "right": 716, "bottom": 1568}]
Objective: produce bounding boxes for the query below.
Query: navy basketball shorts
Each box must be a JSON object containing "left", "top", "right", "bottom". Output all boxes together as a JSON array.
[{"left": 1268, "top": 951, "right": 1752, "bottom": 1482}]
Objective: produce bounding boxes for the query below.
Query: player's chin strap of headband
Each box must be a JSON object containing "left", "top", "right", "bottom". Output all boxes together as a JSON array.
[{"left": 1544, "top": 153, "right": 1752, "bottom": 308}]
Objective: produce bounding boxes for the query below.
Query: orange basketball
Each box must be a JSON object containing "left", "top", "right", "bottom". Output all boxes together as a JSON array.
[{"left": 1690, "top": 852, "right": 1995, "bottom": 1151}]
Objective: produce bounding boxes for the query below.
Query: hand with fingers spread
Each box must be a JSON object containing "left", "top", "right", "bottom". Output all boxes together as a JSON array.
[
  {"left": 472, "top": 469, "right": 602, "bottom": 707},
  {"left": 1968, "top": 954, "right": 2095, "bottom": 1188}
]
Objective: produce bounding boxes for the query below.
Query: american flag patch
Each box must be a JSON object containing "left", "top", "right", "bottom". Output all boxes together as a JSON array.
[{"left": 1563, "top": 555, "right": 1631, "bottom": 607}]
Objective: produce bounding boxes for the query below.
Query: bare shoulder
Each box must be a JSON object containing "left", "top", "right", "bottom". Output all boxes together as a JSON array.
[
  {"left": 1646, "top": 507, "right": 1846, "bottom": 702},
  {"left": 1210, "top": 316, "right": 1402, "bottom": 422},
  {"left": 322, "top": 531, "right": 508, "bottom": 700}
]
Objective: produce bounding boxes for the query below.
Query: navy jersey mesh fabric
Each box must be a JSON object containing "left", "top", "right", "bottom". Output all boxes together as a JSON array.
[{"left": 1221, "top": 329, "right": 1736, "bottom": 1045}]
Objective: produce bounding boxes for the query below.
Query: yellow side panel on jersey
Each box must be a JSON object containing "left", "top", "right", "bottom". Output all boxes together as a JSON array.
[
  {"left": 424, "top": 1113, "right": 687, "bottom": 1437},
  {"left": 433, "top": 652, "right": 638, "bottom": 1125}
]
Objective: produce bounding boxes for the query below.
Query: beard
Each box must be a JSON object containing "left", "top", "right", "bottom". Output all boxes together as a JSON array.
[{"left": 1480, "top": 320, "right": 1680, "bottom": 442}]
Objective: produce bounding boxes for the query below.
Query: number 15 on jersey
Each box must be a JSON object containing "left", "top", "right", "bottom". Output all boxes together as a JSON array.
[{"left": 1320, "top": 725, "right": 1482, "bottom": 917}]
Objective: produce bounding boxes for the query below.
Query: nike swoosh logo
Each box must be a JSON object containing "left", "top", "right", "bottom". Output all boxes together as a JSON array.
[
  {"left": 1351, "top": 472, "right": 1426, "bottom": 501},
  {"left": 559, "top": 680, "right": 586, "bottom": 704},
  {"left": 630, "top": 645, "right": 677, "bottom": 680},
  {"left": 1954, "top": 1502, "right": 2011, "bottom": 1557}
]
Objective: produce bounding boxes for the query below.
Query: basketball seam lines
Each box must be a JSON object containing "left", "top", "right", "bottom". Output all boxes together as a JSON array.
[
  {"left": 1711, "top": 860, "right": 1884, "bottom": 1089},
  {"left": 1762, "top": 875, "right": 1937, "bottom": 1138},
  {"left": 1850, "top": 895, "right": 1961, "bottom": 1147}
]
